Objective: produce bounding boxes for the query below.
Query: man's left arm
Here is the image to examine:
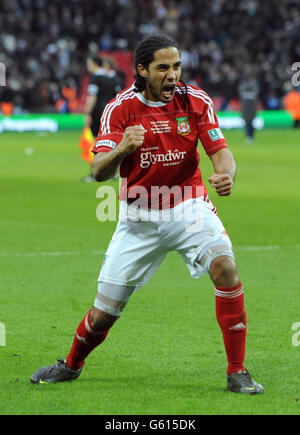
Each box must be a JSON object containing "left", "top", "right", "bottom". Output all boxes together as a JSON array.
[
  {"left": 194, "top": 88, "right": 236, "bottom": 196},
  {"left": 208, "top": 148, "right": 236, "bottom": 196}
]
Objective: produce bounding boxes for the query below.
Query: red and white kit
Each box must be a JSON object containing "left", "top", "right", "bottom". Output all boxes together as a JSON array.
[
  {"left": 92, "top": 84, "right": 234, "bottom": 291},
  {"left": 62, "top": 83, "right": 249, "bottom": 382},
  {"left": 93, "top": 84, "right": 227, "bottom": 208}
]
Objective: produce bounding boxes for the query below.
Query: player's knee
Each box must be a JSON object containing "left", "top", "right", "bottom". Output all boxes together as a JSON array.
[
  {"left": 92, "top": 282, "right": 135, "bottom": 330},
  {"left": 90, "top": 306, "right": 118, "bottom": 332},
  {"left": 210, "top": 255, "right": 239, "bottom": 287}
]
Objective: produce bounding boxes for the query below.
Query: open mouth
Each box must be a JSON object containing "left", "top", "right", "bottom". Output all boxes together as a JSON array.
[{"left": 162, "top": 84, "right": 176, "bottom": 99}]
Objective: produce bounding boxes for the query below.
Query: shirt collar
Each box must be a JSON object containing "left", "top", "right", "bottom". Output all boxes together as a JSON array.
[{"left": 136, "top": 92, "right": 168, "bottom": 107}]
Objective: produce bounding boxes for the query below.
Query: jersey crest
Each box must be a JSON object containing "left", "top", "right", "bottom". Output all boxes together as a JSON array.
[{"left": 176, "top": 116, "right": 191, "bottom": 136}]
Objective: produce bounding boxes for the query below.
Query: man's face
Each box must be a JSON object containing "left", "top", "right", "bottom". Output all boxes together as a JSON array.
[{"left": 138, "top": 47, "right": 182, "bottom": 103}]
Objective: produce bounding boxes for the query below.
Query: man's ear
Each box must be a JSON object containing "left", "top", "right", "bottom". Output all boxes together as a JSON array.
[{"left": 137, "top": 64, "right": 148, "bottom": 78}]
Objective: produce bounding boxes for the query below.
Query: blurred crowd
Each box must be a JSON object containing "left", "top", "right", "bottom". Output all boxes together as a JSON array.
[{"left": 0, "top": 0, "right": 299, "bottom": 113}]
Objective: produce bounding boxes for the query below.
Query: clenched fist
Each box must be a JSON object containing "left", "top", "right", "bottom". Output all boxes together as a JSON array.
[
  {"left": 118, "top": 125, "right": 145, "bottom": 156},
  {"left": 208, "top": 173, "right": 234, "bottom": 196}
]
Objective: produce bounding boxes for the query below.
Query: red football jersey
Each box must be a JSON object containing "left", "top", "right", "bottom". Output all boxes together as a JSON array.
[{"left": 93, "top": 84, "right": 228, "bottom": 209}]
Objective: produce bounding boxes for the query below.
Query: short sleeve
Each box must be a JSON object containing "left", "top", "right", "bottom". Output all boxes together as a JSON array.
[
  {"left": 87, "top": 75, "right": 99, "bottom": 96},
  {"left": 197, "top": 99, "right": 228, "bottom": 155},
  {"left": 92, "top": 101, "right": 124, "bottom": 154}
]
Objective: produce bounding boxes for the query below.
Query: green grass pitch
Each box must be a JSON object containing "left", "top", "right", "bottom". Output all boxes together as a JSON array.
[{"left": 0, "top": 128, "right": 300, "bottom": 415}]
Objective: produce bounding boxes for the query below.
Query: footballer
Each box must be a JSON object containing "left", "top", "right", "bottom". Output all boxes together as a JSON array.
[{"left": 31, "top": 34, "right": 264, "bottom": 394}]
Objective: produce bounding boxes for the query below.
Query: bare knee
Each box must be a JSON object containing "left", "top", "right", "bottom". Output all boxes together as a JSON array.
[
  {"left": 90, "top": 306, "right": 118, "bottom": 331},
  {"left": 209, "top": 255, "right": 240, "bottom": 287}
]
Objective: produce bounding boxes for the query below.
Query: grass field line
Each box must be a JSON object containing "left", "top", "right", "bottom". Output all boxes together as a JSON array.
[
  {"left": 0, "top": 250, "right": 106, "bottom": 258},
  {"left": 1, "top": 245, "right": 300, "bottom": 258}
]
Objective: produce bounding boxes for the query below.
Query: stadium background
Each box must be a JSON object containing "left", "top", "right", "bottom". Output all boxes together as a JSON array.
[
  {"left": 1, "top": 0, "right": 300, "bottom": 416},
  {"left": 1, "top": 0, "right": 300, "bottom": 119}
]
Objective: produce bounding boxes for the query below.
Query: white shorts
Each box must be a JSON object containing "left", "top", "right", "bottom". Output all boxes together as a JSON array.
[{"left": 98, "top": 197, "right": 234, "bottom": 291}]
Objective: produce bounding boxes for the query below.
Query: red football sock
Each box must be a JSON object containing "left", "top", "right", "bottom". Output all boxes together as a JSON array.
[
  {"left": 215, "top": 282, "right": 247, "bottom": 375},
  {"left": 66, "top": 309, "right": 109, "bottom": 371}
]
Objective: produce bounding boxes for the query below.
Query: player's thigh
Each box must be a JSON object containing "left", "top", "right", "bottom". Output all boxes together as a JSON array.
[
  {"left": 98, "top": 217, "right": 168, "bottom": 290},
  {"left": 174, "top": 197, "right": 235, "bottom": 278}
]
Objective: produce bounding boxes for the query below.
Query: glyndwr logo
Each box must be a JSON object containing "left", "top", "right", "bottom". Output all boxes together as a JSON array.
[{"left": 140, "top": 149, "right": 187, "bottom": 168}]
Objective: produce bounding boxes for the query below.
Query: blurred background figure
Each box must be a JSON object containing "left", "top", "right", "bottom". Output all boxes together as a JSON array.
[
  {"left": 238, "top": 66, "right": 260, "bottom": 144},
  {"left": 0, "top": 87, "right": 14, "bottom": 116},
  {"left": 85, "top": 56, "right": 121, "bottom": 139},
  {"left": 81, "top": 55, "right": 122, "bottom": 182},
  {"left": 55, "top": 77, "right": 78, "bottom": 113},
  {"left": 283, "top": 85, "right": 300, "bottom": 128}
]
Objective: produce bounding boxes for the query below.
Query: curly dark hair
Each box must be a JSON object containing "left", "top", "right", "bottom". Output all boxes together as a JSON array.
[{"left": 133, "top": 34, "right": 179, "bottom": 92}]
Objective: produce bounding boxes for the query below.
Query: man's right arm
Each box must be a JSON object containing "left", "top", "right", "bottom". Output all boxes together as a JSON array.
[
  {"left": 91, "top": 148, "right": 128, "bottom": 181},
  {"left": 85, "top": 94, "right": 97, "bottom": 127},
  {"left": 92, "top": 126, "right": 145, "bottom": 181}
]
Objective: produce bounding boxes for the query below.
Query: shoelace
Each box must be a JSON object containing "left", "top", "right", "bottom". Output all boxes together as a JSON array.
[
  {"left": 48, "top": 359, "right": 65, "bottom": 374},
  {"left": 235, "top": 371, "right": 253, "bottom": 387}
]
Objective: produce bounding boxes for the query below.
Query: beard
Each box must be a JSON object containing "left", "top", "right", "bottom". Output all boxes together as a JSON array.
[{"left": 147, "top": 81, "right": 175, "bottom": 103}]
